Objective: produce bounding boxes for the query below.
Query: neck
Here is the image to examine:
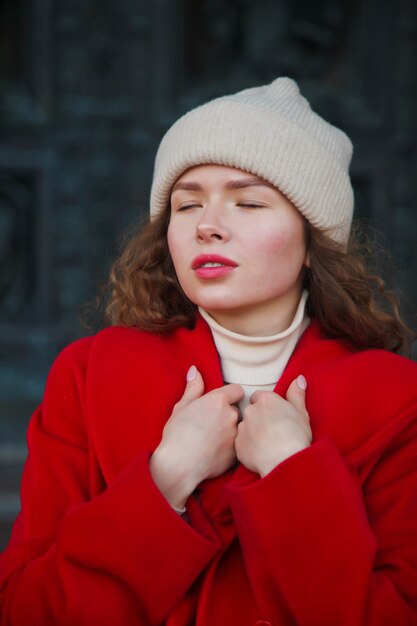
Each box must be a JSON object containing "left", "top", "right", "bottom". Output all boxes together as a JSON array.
[
  {"left": 203, "top": 285, "right": 304, "bottom": 336},
  {"left": 198, "top": 291, "right": 310, "bottom": 412}
]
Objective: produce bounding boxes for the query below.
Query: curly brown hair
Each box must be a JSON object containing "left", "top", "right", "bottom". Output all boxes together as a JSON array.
[{"left": 102, "top": 209, "right": 414, "bottom": 356}]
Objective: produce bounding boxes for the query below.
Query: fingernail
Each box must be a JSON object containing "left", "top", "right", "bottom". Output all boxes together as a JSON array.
[
  {"left": 186, "top": 365, "right": 197, "bottom": 381},
  {"left": 296, "top": 374, "right": 307, "bottom": 390}
]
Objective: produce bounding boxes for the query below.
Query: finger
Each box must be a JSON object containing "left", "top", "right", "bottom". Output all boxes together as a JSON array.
[
  {"left": 176, "top": 365, "right": 205, "bottom": 407},
  {"left": 286, "top": 375, "right": 307, "bottom": 412},
  {"left": 232, "top": 404, "right": 242, "bottom": 423},
  {"left": 216, "top": 383, "right": 245, "bottom": 406},
  {"left": 249, "top": 389, "right": 275, "bottom": 404}
]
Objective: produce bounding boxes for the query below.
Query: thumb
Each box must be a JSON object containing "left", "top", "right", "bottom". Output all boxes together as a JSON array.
[
  {"left": 286, "top": 375, "right": 307, "bottom": 413},
  {"left": 177, "top": 365, "right": 205, "bottom": 407}
]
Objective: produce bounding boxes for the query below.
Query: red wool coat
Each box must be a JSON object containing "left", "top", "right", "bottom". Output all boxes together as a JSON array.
[{"left": 1, "top": 316, "right": 417, "bottom": 626}]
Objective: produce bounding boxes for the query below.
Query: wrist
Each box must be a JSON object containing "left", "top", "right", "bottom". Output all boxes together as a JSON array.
[
  {"left": 258, "top": 442, "right": 309, "bottom": 478},
  {"left": 149, "top": 446, "right": 197, "bottom": 509}
]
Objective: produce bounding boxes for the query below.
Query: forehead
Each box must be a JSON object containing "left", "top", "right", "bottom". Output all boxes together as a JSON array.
[{"left": 171, "top": 164, "right": 275, "bottom": 192}]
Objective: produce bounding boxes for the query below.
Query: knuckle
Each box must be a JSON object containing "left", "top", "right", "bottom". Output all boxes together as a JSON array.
[
  {"left": 256, "top": 391, "right": 270, "bottom": 406},
  {"left": 214, "top": 395, "right": 226, "bottom": 411}
]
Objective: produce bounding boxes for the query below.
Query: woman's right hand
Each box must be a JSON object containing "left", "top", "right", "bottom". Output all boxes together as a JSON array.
[{"left": 149, "top": 365, "right": 244, "bottom": 510}]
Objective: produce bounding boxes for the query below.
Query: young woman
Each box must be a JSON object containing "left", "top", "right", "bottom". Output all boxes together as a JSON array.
[{"left": 1, "top": 77, "right": 417, "bottom": 626}]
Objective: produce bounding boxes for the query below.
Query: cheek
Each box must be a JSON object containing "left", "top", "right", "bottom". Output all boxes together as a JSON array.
[{"left": 256, "top": 223, "right": 306, "bottom": 265}]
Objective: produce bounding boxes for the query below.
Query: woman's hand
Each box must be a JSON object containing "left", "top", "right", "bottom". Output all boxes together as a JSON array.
[
  {"left": 150, "top": 366, "right": 244, "bottom": 509},
  {"left": 235, "top": 375, "right": 312, "bottom": 477}
]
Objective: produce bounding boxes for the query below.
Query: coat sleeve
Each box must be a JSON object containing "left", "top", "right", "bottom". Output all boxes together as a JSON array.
[
  {"left": 227, "top": 430, "right": 417, "bottom": 626},
  {"left": 0, "top": 338, "right": 221, "bottom": 626}
]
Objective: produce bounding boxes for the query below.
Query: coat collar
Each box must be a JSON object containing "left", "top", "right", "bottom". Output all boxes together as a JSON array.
[
  {"left": 86, "top": 315, "right": 327, "bottom": 535},
  {"left": 86, "top": 313, "right": 417, "bottom": 542}
]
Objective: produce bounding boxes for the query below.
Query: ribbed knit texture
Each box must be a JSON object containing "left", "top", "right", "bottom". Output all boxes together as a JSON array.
[
  {"left": 150, "top": 77, "right": 354, "bottom": 243},
  {"left": 199, "top": 290, "right": 310, "bottom": 413}
]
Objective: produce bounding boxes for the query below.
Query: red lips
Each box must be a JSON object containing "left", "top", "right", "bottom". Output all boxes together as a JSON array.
[{"left": 191, "top": 254, "right": 238, "bottom": 270}]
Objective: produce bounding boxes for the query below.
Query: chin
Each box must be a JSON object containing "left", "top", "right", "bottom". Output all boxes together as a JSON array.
[
  {"left": 195, "top": 301, "right": 231, "bottom": 312},
  {"left": 184, "top": 288, "right": 233, "bottom": 310}
]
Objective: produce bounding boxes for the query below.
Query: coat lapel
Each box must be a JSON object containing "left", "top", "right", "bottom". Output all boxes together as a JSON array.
[
  {"left": 85, "top": 316, "right": 324, "bottom": 539},
  {"left": 86, "top": 314, "right": 417, "bottom": 547},
  {"left": 86, "top": 315, "right": 225, "bottom": 486}
]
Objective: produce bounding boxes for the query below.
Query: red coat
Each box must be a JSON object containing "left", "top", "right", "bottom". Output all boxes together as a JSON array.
[{"left": 1, "top": 317, "right": 417, "bottom": 626}]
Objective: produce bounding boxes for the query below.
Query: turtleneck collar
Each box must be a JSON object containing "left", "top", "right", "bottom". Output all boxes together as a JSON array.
[{"left": 198, "top": 290, "right": 310, "bottom": 386}]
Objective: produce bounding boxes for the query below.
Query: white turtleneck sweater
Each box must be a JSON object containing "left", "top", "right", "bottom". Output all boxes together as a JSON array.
[{"left": 198, "top": 290, "right": 310, "bottom": 414}]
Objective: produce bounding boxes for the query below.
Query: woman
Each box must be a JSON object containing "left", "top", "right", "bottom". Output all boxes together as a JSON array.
[{"left": 1, "top": 77, "right": 417, "bottom": 626}]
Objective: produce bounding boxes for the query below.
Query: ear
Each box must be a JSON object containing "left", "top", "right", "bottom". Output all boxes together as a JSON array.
[{"left": 303, "top": 249, "right": 311, "bottom": 268}]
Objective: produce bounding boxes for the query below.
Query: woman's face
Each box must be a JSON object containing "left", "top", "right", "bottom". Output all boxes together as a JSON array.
[{"left": 167, "top": 164, "right": 308, "bottom": 336}]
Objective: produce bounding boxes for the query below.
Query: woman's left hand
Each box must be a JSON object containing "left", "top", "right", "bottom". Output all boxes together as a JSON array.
[{"left": 234, "top": 375, "right": 312, "bottom": 477}]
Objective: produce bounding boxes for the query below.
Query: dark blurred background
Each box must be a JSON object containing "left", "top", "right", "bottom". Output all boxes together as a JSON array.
[{"left": 0, "top": 0, "right": 416, "bottom": 548}]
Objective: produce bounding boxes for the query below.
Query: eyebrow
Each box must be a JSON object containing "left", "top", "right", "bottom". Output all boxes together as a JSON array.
[{"left": 171, "top": 177, "right": 276, "bottom": 193}]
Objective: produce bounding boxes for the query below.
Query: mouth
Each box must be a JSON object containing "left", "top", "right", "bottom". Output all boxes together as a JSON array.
[{"left": 191, "top": 255, "right": 238, "bottom": 270}]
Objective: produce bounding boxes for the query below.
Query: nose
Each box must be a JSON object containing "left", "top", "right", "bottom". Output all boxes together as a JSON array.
[{"left": 196, "top": 206, "right": 230, "bottom": 242}]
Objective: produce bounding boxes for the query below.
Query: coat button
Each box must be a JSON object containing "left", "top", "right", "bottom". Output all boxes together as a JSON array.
[{"left": 253, "top": 621, "right": 272, "bottom": 626}]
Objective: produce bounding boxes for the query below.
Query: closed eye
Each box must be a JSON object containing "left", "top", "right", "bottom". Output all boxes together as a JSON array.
[
  {"left": 238, "top": 203, "right": 265, "bottom": 208},
  {"left": 176, "top": 203, "right": 201, "bottom": 211}
]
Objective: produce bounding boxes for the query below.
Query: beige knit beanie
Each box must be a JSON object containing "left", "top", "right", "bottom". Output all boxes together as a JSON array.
[{"left": 150, "top": 77, "right": 354, "bottom": 243}]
